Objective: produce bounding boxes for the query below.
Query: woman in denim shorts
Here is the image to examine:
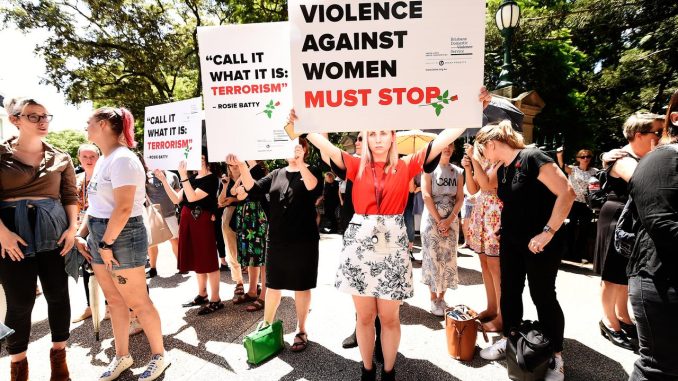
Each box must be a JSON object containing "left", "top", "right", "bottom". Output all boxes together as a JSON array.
[{"left": 75, "top": 107, "right": 169, "bottom": 381}]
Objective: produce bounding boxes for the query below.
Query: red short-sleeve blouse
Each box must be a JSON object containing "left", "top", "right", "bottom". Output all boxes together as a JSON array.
[{"left": 342, "top": 147, "right": 428, "bottom": 215}]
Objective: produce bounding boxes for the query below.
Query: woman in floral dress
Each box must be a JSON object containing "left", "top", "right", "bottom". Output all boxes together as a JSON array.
[{"left": 420, "top": 144, "right": 464, "bottom": 316}]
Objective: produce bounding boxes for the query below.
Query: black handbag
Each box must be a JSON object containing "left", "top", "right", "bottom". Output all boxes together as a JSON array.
[{"left": 506, "top": 320, "right": 553, "bottom": 381}]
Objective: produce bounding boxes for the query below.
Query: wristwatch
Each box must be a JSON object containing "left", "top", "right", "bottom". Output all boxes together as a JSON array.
[
  {"left": 98, "top": 240, "right": 115, "bottom": 250},
  {"left": 542, "top": 225, "right": 555, "bottom": 235}
]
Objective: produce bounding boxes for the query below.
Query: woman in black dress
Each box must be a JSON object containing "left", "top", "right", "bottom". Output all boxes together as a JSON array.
[
  {"left": 227, "top": 139, "right": 322, "bottom": 352},
  {"left": 595, "top": 113, "right": 662, "bottom": 351}
]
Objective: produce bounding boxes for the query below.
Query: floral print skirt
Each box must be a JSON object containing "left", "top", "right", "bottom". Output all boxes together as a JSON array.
[
  {"left": 335, "top": 214, "right": 412, "bottom": 301},
  {"left": 468, "top": 191, "right": 503, "bottom": 257},
  {"left": 420, "top": 200, "right": 459, "bottom": 293}
]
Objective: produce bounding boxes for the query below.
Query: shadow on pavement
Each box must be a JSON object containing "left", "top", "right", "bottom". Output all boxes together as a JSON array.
[
  {"left": 562, "top": 338, "right": 629, "bottom": 380},
  {"left": 400, "top": 303, "right": 445, "bottom": 331},
  {"left": 457, "top": 266, "right": 483, "bottom": 286}
]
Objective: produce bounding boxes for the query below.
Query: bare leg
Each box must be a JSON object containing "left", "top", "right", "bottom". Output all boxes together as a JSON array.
[
  {"left": 601, "top": 280, "right": 620, "bottom": 330},
  {"left": 483, "top": 257, "right": 503, "bottom": 331},
  {"left": 207, "top": 270, "right": 221, "bottom": 302},
  {"left": 169, "top": 238, "right": 179, "bottom": 260},
  {"left": 92, "top": 264, "right": 131, "bottom": 356},
  {"left": 478, "top": 254, "right": 497, "bottom": 320},
  {"left": 246, "top": 266, "right": 259, "bottom": 297},
  {"left": 263, "top": 288, "right": 282, "bottom": 323},
  {"left": 259, "top": 266, "right": 267, "bottom": 300},
  {"left": 353, "top": 296, "right": 378, "bottom": 370},
  {"left": 196, "top": 273, "right": 208, "bottom": 298},
  {"left": 294, "top": 290, "right": 311, "bottom": 333},
  {"left": 377, "top": 299, "right": 402, "bottom": 372},
  {"left": 615, "top": 284, "right": 633, "bottom": 324},
  {"left": 148, "top": 246, "right": 159, "bottom": 269}
]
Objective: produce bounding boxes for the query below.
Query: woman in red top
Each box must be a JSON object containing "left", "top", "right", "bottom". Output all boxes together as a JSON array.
[{"left": 289, "top": 87, "right": 490, "bottom": 381}]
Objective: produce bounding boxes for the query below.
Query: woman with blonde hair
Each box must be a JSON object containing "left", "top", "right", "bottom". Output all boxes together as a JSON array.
[
  {"left": 463, "top": 142, "right": 503, "bottom": 332},
  {"left": 474, "top": 121, "right": 575, "bottom": 381},
  {"left": 289, "top": 87, "right": 490, "bottom": 381}
]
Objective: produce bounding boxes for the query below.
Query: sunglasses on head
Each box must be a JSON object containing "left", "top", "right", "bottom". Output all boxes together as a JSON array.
[{"left": 577, "top": 155, "right": 592, "bottom": 159}]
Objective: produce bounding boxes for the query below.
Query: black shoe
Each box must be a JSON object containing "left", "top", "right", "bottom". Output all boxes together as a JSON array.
[
  {"left": 361, "top": 362, "right": 376, "bottom": 381},
  {"left": 599, "top": 320, "right": 634, "bottom": 351},
  {"left": 619, "top": 321, "right": 637, "bottom": 340},
  {"left": 182, "top": 294, "right": 208, "bottom": 307},
  {"left": 381, "top": 366, "right": 395, "bottom": 381},
  {"left": 146, "top": 268, "right": 157, "bottom": 279},
  {"left": 342, "top": 330, "right": 358, "bottom": 349}
]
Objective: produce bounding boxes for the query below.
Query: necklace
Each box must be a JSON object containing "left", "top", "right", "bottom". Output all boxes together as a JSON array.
[{"left": 502, "top": 166, "right": 508, "bottom": 184}]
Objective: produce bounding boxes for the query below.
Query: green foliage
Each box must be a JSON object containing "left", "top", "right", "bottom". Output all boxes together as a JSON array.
[
  {"left": 3, "top": 0, "right": 677, "bottom": 166},
  {"left": 45, "top": 130, "right": 88, "bottom": 165}
]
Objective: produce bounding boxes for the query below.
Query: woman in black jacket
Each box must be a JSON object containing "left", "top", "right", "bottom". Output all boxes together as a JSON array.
[{"left": 627, "top": 91, "right": 678, "bottom": 381}]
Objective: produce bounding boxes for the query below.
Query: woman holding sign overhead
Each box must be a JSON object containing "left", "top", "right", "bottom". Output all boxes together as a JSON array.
[
  {"left": 288, "top": 87, "right": 491, "bottom": 381},
  {"left": 227, "top": 137, "right": 323, "bottom": 354}
]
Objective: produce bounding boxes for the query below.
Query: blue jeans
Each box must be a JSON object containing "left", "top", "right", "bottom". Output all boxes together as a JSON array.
[
  {"left": 629, "top": 275, "right": 678, "bottom": 381},
  {"left": 87, "top": 216, "right": 148, "bottom": 269}
]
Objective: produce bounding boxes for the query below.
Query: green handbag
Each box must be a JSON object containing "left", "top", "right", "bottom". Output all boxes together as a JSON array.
[{"left": 243, "top": 320, "right": 284, "bottom": 365}]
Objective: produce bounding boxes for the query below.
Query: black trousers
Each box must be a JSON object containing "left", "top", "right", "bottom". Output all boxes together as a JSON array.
[
  {"left": 500, "top": 235, "right": 565, "bottom": 352},
  {"left": 214, "top": 206, "right": 226, "bottom": 259},
  {"left": 629, "top": 275, "right": 678, "bottom": 381},
  {"left": 0, "top": 248, "right": 71, "bottom": 354},
  {"left": 564, "top": 201, "right": 594, "bottom": 262}
]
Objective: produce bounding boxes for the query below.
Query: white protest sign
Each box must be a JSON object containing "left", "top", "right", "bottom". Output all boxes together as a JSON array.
[
  {"left": 198, "top": 22, "right": 296, "bottom": 161},
  {"left": 143, "top": 97, "right": 202, "bottom": 170},
  {"left": 289, "top": 0, "right": 486, "bottom": 133}
]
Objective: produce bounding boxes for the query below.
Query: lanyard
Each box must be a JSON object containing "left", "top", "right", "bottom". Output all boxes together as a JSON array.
[{"left": 370, "top": 162, "right": 387, "bottom": 213}]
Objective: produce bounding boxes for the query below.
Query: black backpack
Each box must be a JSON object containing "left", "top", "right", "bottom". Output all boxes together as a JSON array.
[{"left": 506, "top": 320, "right": 553, "bottom": 381}]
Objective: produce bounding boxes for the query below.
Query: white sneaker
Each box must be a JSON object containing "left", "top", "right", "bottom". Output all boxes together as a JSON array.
[
  {"left": 99, "top": 354, "right": 133, "bottom": 381},
  {"left": 480, "top": 337, "right": 507, "bottom": 360},
  {"left": 544, "top": 355, "right": 565, "bottom": 381},
  {"left": 437, "top": 298, "right": 449, "bottom": 311},
  {"left": 138, "top": 352, "right": 171, "bottom": 381},
  {"left": 430, "top": 300, "right": 444, "bottom": 316},
  {"left": 129, "top": 317, "right": 144, "bottom": 336}
]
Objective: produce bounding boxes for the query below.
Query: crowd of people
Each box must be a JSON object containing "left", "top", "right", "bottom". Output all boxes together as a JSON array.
[{"left": 0, "top": 87, "right": 676, "bottom": 381}]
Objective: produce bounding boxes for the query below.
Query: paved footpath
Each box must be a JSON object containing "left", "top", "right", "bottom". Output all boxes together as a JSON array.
[{"left": 1, "top": 234, "right": 638, "bottom": 380}]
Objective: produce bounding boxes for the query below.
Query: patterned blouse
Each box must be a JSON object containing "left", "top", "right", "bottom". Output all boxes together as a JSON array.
[{"left": 569, "top": 166, "right": 597, "bottom": 203}]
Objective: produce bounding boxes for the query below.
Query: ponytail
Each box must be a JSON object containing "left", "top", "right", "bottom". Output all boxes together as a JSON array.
[
  {"left": 474, "top": 120, "right": 525, "bottom": 159},
  {"left": 119, "top": 108, "right": 137, "bottom": 148},
  {"left": 93, "top": 106, "right": 137, "bottom": 148}
]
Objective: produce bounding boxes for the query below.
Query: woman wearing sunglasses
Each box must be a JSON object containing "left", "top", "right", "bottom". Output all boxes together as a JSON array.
[
  {"left": 556, "top": 148, "right": 597, "bottom": 263},
  {"left": 594, "top": 113, "right": 663, "bottom": 352}
]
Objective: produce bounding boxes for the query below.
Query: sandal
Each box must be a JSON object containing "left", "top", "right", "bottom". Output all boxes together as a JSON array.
[
  {"left": 233, "top": 293, "right": 257, "bottom": 305},
  {"left": 234, "top": 283, "right": 245, "bottom": 297},
  {"left": 197, "top": 300, "right": 224, "bottom": 315},
  {"left": 245, "top": 298, "right": 265, "bottom": 312},
  {"left": 290, "top": 332, "right": 308, "bottom": 352},
  {"left": 182, "top": 294, "right": 208, "bottom": 307}
]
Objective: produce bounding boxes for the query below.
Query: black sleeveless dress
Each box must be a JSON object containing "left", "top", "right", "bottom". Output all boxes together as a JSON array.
[{"left": 593, "top": 156, "right": 638, "bottom": 285}]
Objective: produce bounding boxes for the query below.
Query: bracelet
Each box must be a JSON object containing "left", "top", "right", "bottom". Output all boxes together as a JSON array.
[{"left": 181, "top": 178, "right": 190, "bottom": 183}]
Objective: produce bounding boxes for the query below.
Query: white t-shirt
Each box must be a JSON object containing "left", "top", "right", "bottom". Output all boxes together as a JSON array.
[{"left": 86, "top": 147, "right": 146, "bottom": 218}]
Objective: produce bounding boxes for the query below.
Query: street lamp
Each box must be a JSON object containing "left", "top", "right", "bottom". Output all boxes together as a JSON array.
[{"left": 495, "top": 0, "right": 521, "bottom": 89}]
